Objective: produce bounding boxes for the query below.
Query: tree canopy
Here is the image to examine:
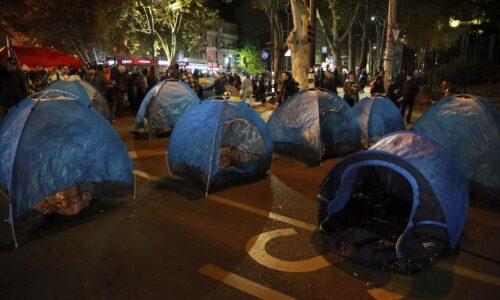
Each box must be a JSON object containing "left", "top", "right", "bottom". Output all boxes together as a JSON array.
[{"left": 237, "top": 44, "right": 266, "bottom": 74}]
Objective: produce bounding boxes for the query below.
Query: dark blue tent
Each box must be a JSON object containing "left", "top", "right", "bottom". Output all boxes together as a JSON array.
[
  {"left": 318, "top": 131, "right": 468, "bottom": 267},
  {"left": 267, "top": 89, "right": 361, "bottom": 165},
  {"left": 43, "top": 80, "right": 112, "bottom": 121},
  {"left": 412, "top": 95, "right": 500, "bottom": 190},
  {"left": 135, "top": 80, "right": 199, "bottom": 134},
  {"left": 0, "top": 93, "right": 133, "bottom": 220},
  {"left": 168, "top": 100, "right": 273, "bottom": 193},
  {"left": 352, "top": 96, "right": 405, "bottom": 147}
]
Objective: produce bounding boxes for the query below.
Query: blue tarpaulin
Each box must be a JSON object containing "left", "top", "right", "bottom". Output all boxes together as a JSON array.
[
  {"left": 135, "top": 80, "right": 199, "bottom": 131},
  {"left": 352, "top": 96, "right": 405, "bottom": 147},
  {"left": 43, "top": 80, "right": 112, "bottom": 121},
  {"left": 267, "top": 89, "right": 361, "bottom": 165},
  {"left": 0, "top": 94, "right": 133, "bottom": 219},
  {"left": 412, "top": 95, "right": 500, "bottom": 190},
  {"left": 168, "top": 100, "right": 273, "bottom": 193},
  {"left": 318, "top": 131, "right": 468, "bottom": 262}
]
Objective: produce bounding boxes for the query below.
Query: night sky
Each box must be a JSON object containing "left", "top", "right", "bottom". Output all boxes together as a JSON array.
[{"left": 206, "top": 0, "right": 270, "bottom": 46}]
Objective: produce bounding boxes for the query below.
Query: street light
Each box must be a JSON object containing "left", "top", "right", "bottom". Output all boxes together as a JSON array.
[{"left": 449, "top": 18, "right": 460, "bottom": 28}]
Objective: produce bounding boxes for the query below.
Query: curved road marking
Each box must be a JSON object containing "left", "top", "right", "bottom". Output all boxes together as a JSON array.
[{"left": 246, "top": 228, "right": 331, "bottom": 273}]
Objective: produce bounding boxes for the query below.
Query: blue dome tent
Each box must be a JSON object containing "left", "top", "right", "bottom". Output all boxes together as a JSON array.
[
  {"left": 43, "top": 79, "right": 112, "bottom": 121},
  {"left": 135, "top": 80, "right": 200, "bottom": 136},
  {"left": 0, "top": 91, "right": 133, "bottom": 225},
  {"left": 412, "top": 95, "right": 500, "bottom": 190},
  {"left": 168, "top": 100, "right": 273, "bottom": 194},
  {"left": 352, "top": 96, "right": 405, "bottom": 148},
  {"left": 267, "top": 89, "right": 361, "bottom": 165},
  {"left": 318, "top": 131, "right": 468, "bottom": 270}
]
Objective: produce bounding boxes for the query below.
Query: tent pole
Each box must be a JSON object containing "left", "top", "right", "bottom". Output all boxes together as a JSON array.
[
  {"left": 133, "top": 174, "right": 137, "bottom": 199},
  {"left": 8, "top": 202, "right": 18, "bottom": 249}
]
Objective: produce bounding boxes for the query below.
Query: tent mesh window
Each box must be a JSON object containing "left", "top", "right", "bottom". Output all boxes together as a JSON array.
[
  {"left": 323, "top": 165, "right": 449, "bottom": 273},
  {"left": 219, "top": 120, "right": 264, "bottom": 168}
]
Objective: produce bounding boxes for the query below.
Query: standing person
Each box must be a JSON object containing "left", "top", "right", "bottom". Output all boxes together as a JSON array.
[
  {"left": 147, "top": 65, "right": 159, "bottom": 92},
  {"left": 343, "top": 72, "right": 359, "bottom": 107},
  {"left": 278, "top": 71, "right": 299, "bottom": 104},
  {"left": 239, "top": 73, "right": 253, "bottom": 102},
  {"left": 111, "top": 65, "right": 129, "bottom": 117},
  {"left": 91, "top": 64, "right": 110, "bottom": 98},
  {"left": 387, "top": 74, "right": 404, "bottom": 107},
  {"left": 399, "top": 72, "right": 420, "bottom": 124},
  {"left": 136, "top": 68, "right": 148, "bottom": 109},
  {"left": 214, "top": 73, "right": 226, "bottom": 96},
  {"left": 321, "top": 70, "right": 337, "bottom": 94},
  {"left": 358, "top": 69, "right": 368, "bottom": 92},
  {"left": 0, "top": 57, "right": 27, "bottom": 121},
  {"left": 369, "top": 72, "right": 384, "bottom": 95},
  {"left": 181, "top": 69, "right": 199, "bottom": 93},
  {"left": 233, "top": 74, "right": 242, "bottom": 92}
]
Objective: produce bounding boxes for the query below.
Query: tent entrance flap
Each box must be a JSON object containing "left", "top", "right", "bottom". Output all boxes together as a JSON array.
[
  {"left": 321, "top": 163, "right": 449, "bottom": 271},
  {"left": 325, "top": 166, "right": 413, "bottom": 244},
  {"left": 219, "top": 120, "right": 264, "bottom": 168}
]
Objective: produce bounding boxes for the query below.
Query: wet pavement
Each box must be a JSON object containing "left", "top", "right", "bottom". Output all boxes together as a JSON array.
[{"left": 0, "top": 116, "right": 499, "bottom": 299}]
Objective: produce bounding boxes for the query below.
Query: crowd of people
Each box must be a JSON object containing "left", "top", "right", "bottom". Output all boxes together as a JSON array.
[{"left": 1, "top": 54, "right": 458, "bottom": 125}]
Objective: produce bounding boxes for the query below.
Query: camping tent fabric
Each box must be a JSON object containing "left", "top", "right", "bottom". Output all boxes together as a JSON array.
[
  {"left": 168, "top": 100, "right": 273, "bottom": 191},
  {"left": 44, "top": 80, "right": 112, "bottom": 121},
  {"left": 318, "top": 131, "right": 468, "bottom": 258},
  {"left": 412, "top": 95, "right": 500, "bottom": 190},
  {"left": 135, "top": 80, "right": 199, "bottom": 131},
  {"left": 267, "top": 89, "right": 361, "bottom": 165},
  {"left": 0, "top": 46, "right": 85, "bottom": 69},
  {"left": 0, "top": 95, "right": 133, "bottom": 218},
  {"left": 352, "top": 96, "right": 405, "bottom": 147}
]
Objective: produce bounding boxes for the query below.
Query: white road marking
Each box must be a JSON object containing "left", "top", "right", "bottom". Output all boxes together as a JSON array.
[
  {"left": 198, "top": 264, "right": 296, "bottom": 300},
  {"left": 246, "top": 228, "right": 332, "bottom": 273},
  {"left": 133, "top": 169, "right": 160, "bottom": 181},
  {"left": 135, "top": 170, "right": 500, "bottom": 288},
  {"left": 207, "top": 195, "right": 316, "bottom": 232}
]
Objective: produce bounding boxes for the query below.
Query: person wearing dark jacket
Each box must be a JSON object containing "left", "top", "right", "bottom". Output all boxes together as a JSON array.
[
  {"left": 278, "top": 71, "right": 299, "bottom": 103},
  {"left": 214, "top": 73, "right": 226, "bottom": 96},
  {"left": 369, "top": 73, "right": 384, "bottom": 95},
  {"left": 387, "top": 74, "right": 404, "bottom": 107},
  {"left": 0, "top": 57, "right": 27, "bottom": 121},
  {"left": 399, "top": 72, "right": 420, "bottom": 124},
  {"left": 111, "top": 65, "right": 129, "bottom": 117},
  {"left": 321, "top": 71, "right": 337, "bottom": 94}
]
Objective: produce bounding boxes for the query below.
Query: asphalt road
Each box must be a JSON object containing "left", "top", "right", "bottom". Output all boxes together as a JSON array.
[{"left": 0, "top": 116, "right": 499, "bottom": 299}]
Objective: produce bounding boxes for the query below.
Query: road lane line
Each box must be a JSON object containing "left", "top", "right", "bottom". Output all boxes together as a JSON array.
[
  {"left": 135, "top": 170, "right": 500, "bottom": 287},
  {"left": 436, "top": 262, "right": 500, "bottom": 286},
  {"left": 133, "top": 169, "right": 160, "bottom": 181},
  {"left": 129, "top": 149, "right": 166, "bottom": 159},
  {"left": 207, "top": 195, "right": 316, "bottom": 232},
  {"left": 246, "top": 228, "right": 332, "bottom": 273},
  {"left": 198, "top": 264, "right": 296, "bottom": 300}
]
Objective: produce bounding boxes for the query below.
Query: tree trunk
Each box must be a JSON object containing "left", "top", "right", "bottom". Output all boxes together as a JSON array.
[
  {"left": 384, "top": 0, "right": 397, "bottom": 91},
  {"left": 287, "top": 0, "right": 309, "bottom": 89},
  {"left": 358, "top": 0, "right": 369, "bottom": 72},
  {"left": 348, "top": 0, "right": 354, "bottom": 72}
]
